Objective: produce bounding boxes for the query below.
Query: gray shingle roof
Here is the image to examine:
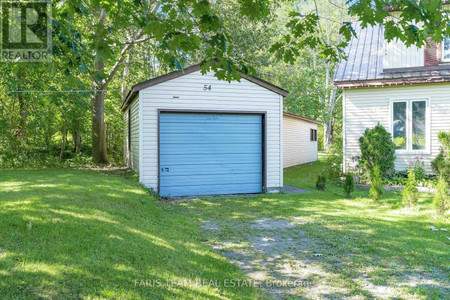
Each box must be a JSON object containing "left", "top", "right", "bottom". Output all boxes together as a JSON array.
[{"left": 334, "top": 22, "right": 450, "bottom": 87}]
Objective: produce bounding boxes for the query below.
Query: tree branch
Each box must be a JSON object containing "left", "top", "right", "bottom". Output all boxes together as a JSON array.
[{"left": 102, "top": 1, "right": 160, "bottom": 88}]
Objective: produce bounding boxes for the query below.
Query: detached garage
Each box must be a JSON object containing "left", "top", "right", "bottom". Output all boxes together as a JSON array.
[
  {"left": 283, "top": 112, "right": 321, "bottom": 168},
  {"left": 122, "top": 64, "right": 288, "bottom": 197}
]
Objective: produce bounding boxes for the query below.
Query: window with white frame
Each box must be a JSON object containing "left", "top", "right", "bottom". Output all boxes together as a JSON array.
[
  {"left": 391, "top": 99, "right": 429, "bottom": 152},
  {"left": 444, "top": 36, "right": 450, "bottom": 62}
]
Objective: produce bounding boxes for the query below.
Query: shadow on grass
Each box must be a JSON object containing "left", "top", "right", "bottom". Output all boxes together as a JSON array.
[
  {"left": 177, "top": 184, "right": 449, "bottom": 298},
  {"left": 0, "top": 169, "right": 260, "bottom": 299}
]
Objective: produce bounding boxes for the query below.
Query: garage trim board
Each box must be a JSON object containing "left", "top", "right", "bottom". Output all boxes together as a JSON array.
[{"left": 158, "top": 109, "right": 267, "bottom": 197}]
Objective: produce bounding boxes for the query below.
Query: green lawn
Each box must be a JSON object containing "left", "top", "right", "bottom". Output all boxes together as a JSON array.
[
  {"left": 0, "top": 160, "right": 449, "bottom": 299},
  {"left": 0, "top": 169, "right": 260, "bottom": 299}
]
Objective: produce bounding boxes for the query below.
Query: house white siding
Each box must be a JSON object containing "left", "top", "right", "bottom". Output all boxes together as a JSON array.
[
  {"left": 343, "top": 83, "right": 450, "bottom": 174},
  {"left": 123, "top": 98, "right": 140, "bottom": 174},
  {"left": 384, "top": 40, "right": 424, "bottom": 69},
  {"left": 139, "top": 71, "right": 283, "bottom": 192},
  {"left": 283, "top": 115, "right": 318, "bottom": 168}
]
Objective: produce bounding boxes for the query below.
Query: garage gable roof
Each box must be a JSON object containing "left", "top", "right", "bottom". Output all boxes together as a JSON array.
[
  {"left": 283, "top": 112, "right": 321, "bottom": 125},
  {"left": 121, "top": 63, "right": 289, "bottom": 111}
]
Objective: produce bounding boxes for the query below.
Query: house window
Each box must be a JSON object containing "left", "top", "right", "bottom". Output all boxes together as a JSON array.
[
  {"left": 391, "top": 100, "right": 428, "bottom": 152},
  {"left": 443, "top": 36, "right": 450, "bottom": 62},
  {"left": 393, "top": 102, "right": 407, "bottom": 150},
  {"left": 310, "top": 129, "right": 317, "bottom": 142}
]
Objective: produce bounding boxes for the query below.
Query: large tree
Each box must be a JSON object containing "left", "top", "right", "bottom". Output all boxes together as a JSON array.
[{"left": 54, "top": 0, "right": 450, "bottom": 163}]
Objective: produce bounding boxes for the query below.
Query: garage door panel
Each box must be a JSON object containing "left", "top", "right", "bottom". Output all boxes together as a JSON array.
[
  {"left": 160, "top": 113, "right": 262, "bottom": 124},
  {"left": 158, "top": 163, "right": 262, "bottom": 176},
  {"left": 159, "top": 113, "right": 263, "bottom": 197},
  {"left": 160, "top": 173, "right": 262, "bottom": 186},
  {"left": 161, "top": 153, "right": 262, "bottom": 165},
  {"left": 160, "top": 122, "right": 262, "bottom": 133},
  {"left": 160, "top": 143, "right": 261, "bottom": 155},
  {"left": 161, "top": 183, "right": 263, "bottom": 197},
  {"left": 160, "top": 133, "right": 261, "bottom": 144}
]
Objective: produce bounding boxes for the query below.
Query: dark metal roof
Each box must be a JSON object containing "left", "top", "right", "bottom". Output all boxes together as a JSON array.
[
  {"left": 121, "top": 63, "right": 289, "bottom": 111},
  {"left": 283, "top": 112, "right": 321, "bottom": 125},
  {"left": 334, "top": 22, "right": 450, "bottom": 87}
]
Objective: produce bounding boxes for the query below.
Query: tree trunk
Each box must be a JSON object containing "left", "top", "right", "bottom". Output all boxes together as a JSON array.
[
  {"left": 60, "top": 122, "right": 67, "bottom": 159},
  {"left": 92, "top": 89, "right": 109, "bottom": 164},
  {"left": 324, "top": 87, "right": 338, "bottom": 151},
  {"left": 121, "top": 31, "right": 133, "bottom": 103},
  {"left": 15, "top": 93, "right": 27, "bottom": 142},
  {"left": 72, "top": 129, "right": 81, "bottom": 153}
]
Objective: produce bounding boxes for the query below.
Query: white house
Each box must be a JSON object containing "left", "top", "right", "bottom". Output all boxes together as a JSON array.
[
  {"left": 121, "top": 64, "right": 289, "bottom": 197},
  {"left": 334, "top": 22, "right": 450, "bottom": 174},
  {"left": 283, "top": 112, "right": 320, "bottom": 168}
]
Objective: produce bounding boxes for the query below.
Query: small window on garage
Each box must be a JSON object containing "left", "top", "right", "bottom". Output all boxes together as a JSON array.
[{"left": 310, "top": 129, "right": 317, "bottom": 142}]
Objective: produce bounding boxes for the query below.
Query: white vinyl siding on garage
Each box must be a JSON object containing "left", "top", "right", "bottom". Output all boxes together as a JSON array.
[
  {"left": 123, "top": 109, "right": 129, "bottom": 164},
  {"left": 283, "top": 115, "right": 318, "bottom": 168},
  {"left": 123, "top": 98, "right": 140, "bottom": 174},
  {"left": 139, "top": 71, "right": 283, "bottom": 192},
  {"left": 343, "top": 83, "right": 450, "bottom": 174}
]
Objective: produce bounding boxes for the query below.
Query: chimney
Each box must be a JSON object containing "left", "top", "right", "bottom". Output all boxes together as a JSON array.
[{"left": 424, "top": 37, "right": 442, "bottom": 66}]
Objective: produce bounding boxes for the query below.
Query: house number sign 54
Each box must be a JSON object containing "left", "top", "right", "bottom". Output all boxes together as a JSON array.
[{"left": 203, "top": 84, "right": 212, "bottom": 91}]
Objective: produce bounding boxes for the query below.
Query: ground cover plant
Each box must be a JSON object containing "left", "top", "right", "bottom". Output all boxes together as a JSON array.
[
  {"left": 1, "top": 158, "right": 448, "bottom": 299},
  {"left": 0, "top": 169, "right": 259, "bottom": 299}
]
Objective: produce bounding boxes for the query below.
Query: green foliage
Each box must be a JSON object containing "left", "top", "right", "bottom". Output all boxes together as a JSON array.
[
  {"left": 325, "top": 153, "right": 343, "bottom": 182},
  {"left": 403, "top": 167, "right": 419, "bottom": 208},
  {"left": 433, "top": 175, "right": 449, "bottom": 216},
  {"left": 316, "top": 175, "right": 327, "bottom": 191},
  {"left": 411, "top": 156, "right": 426, "bottom": 182},
  {"left": 359, "top": 123, "right": 396, "bottom": 177},
  {"left": 431, "top": 131, "right": 450, "bottom": 182},
  {"left": 393, "top": 136, "right": 406, "bottom": 149},
  {"left": 348, "top": 0, "right": 450, "bottom": 47},
  {"left": 343, "top": 173, "right": 355, "bottom": 198},
  {"left": 369, "top": 165, "right": 383, "bottom": 201}
]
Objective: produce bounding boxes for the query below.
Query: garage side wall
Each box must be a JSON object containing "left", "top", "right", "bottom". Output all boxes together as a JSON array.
[
  {"left": 283, "top": 116, "right": 318, "bottom": 168},
  {"left": 139, "top": 71, "right": 283, "bottom": 192},
  {"left": 123, "top": 97, "right": 140, "bottom": 174}
]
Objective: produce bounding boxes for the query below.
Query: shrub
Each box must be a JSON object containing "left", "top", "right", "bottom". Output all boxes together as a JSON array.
[
  {"left": 343, "top": 173, "right": 355, "bottom": 198},
  {"left": 369, "top": 165, "right": 383, "bottom": 200},
  {"left": 410, "top": 156, "right": 426, "bottom": 181},
  {"left": 402, "top": 167, "right": 418, "bottom": 207},
  {"left": 325, "top": 151, "right": 343, "bottom": 181},
  {"left": 359, "top": 123, "right": 396, "bottom": 177},
  {"left": 433, "top": 175, "right": 449, "bottom": 216},
  {"left": 432, "top": 130, "right": 450, "bottom": 182},
  {"left": 316, "top": 175, "right": 326, "bottom": 191}
]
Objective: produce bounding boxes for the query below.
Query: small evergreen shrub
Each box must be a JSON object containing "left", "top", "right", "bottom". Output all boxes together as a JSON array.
[
  {"left": 369, "top": 165, "right": 383, "bottom": 201},
  {"left": 410, "top": 156, "right": 426, "bottom": 181},
  {"left": 343, "top": 173, "right": 355, "bottom": 198},
  {"left": 316, "top": 175, "right": 326, "bottom": 191},
  {"left": 359, "top": 123, "right": 396, "bottom": 177},
  {"left": 431, "top": 131, "right": 450, "bottom": 182},
  {"left": 402, "top": 167, "right": 418, "bottom": 207},
  {"left": 325, "top": 152, "right": 343, "bottom": 181},
  {"left": 433, "top": 175, "right": 449, "bottom": 216}
]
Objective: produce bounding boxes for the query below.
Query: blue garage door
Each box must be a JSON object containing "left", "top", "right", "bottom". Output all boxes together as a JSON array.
[{"left": 159, "top": 112, "right": 263, "bottom": 197}]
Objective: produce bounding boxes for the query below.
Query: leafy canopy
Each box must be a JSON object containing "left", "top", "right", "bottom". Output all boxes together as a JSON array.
[{"left": 53, "top": 0, "right": 450, "bottom": 80}]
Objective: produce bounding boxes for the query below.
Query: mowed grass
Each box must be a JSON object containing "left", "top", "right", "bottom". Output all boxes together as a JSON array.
[
  {"left": 1, "top": 160, "right": 449, "bottom": 299},
  {"left": 0, "top": 169, "right": 260, "bottom": 299},
  {"left": 172, "top": 158, "right": 449, "bottom": 298}
]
